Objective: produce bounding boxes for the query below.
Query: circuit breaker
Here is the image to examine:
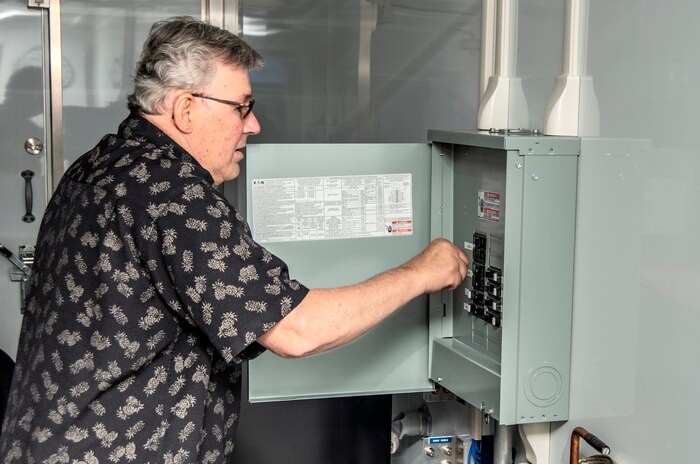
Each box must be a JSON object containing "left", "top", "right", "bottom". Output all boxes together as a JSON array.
[{"left": 427, "top": 130, "right": 579, "bottom": 425}]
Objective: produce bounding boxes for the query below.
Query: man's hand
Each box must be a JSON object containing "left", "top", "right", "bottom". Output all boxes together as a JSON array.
[{"left": 401, "top": 238, "right": 469, "bottom": 294}]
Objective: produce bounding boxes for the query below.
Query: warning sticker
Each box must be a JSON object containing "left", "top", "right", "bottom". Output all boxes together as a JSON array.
[
  {"left": 252, "top": 173, "right": 413, "bottom": 243},
  {"left": 478, "top": 190, "right": 501, "bottom": 223}
]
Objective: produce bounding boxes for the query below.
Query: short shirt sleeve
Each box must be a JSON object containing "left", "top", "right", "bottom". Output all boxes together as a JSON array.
[{"left": 147, "top": 182, "right": 309, "bottom": 364}]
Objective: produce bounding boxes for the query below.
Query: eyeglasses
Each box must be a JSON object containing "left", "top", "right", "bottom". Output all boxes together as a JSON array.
[{"left": 192, "top": 93, "right": 255, "bottom": 119}]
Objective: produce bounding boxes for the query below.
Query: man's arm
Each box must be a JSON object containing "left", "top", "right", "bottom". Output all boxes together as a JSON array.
[{"left": 257, "top": 238, "right": 468, "bottom": 358}]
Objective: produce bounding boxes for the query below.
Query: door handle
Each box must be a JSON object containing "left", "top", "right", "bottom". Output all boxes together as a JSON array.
[{"left": 21, "top": 170, "right": 35, "bottom": 223}]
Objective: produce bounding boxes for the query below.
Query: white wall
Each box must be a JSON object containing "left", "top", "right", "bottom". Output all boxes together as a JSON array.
[{"left": 524, "top": 1, "right": 700, "bottom": 462}]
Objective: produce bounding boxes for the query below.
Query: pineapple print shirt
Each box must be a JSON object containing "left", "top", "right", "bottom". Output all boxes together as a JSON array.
[{"left": 0, "top": 114, "right": 309, "bottom": 463}]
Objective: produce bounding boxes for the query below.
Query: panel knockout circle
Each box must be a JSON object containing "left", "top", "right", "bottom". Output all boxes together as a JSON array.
[{"left": 524, "top": 364, "right": 563, "bottom": 407}]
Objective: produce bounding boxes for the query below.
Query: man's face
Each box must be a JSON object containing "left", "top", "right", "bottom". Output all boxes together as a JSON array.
[{"left": 190, "top": 63, "right": 261, "bottom": 185}]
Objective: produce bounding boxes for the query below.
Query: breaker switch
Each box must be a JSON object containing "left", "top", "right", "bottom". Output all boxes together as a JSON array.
[
  {"left": 486, "top": 297, "right": 501, "bottom": 312},
  {"left": 487, "top": 267, "right": 502, "bottom": 283},
  {"left": 472, "top": 264, "right": 486, "bottom": 291},
  {"left": 472, "top": 233, "right": 487, "bottom": 265},
  {"left": 486, "top": 282, "right": 502, "bottom": 299}
]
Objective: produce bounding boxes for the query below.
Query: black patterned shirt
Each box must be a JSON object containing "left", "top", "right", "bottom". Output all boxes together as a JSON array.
[{"left": 0, "top": 114, "right": 309, "bottom": 463}]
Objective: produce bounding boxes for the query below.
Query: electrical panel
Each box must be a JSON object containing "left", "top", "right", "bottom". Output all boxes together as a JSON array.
[
  {"left": 244, "top": 135, "right": 578, "bottom": 426},
  {"left": 427, "top": 130, "right": 579, "bottom": 425}
]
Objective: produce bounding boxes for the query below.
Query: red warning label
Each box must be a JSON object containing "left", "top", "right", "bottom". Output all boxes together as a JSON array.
[{"left": 478, "top": 190, "right": 501, "bottom": 223}]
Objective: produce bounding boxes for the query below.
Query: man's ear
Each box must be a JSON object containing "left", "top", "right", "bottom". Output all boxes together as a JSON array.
[{"left": 172, "top": 93, "right": 195, "bottom": 133}]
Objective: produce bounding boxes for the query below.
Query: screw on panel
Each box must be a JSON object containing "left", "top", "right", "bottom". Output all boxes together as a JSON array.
[
  {"left": 516, "top": 162, "right": 523, "bottom": 169},
  {"left": 531, "top": 174, "right": 540, "bottom": 181}
]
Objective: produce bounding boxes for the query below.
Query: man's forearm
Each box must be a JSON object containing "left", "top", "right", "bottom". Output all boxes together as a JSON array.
[
  {"left": 257, "top": 238, "right": 468, "bottom": 358},
  {"left": 258, "top": 264, "right": 422, "bottom": 358}
]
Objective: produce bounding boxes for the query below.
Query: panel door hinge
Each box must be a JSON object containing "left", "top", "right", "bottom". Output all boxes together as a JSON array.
[{"left": 28, "top": 0, "right": 50, "bottom": 9}]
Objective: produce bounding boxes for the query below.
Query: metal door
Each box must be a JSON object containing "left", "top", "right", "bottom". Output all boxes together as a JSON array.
[
  {"left": 0, "top": 0, "right": 49, "bottom": 358},
  {"left": 0, "top": 0, "right": 204, "bottom": 359},
  {"left": 244, "top": 143, "right": 434, "bottom": 402}
]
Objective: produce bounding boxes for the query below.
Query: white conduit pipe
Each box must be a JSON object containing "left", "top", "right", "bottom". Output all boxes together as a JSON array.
[
  {"left": 480, "top": 0, "right": 497, "bottom": 99},
  {"left": 477, "top": 0, "right": 529, "bottom": 130},
  {"left": 543, "top": 0, "right": 600, "bottom": 136}
]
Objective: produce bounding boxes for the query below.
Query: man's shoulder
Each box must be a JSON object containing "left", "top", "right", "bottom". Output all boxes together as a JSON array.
[{"left": 64, "top": 121, "right": 210, "bottom": 204}]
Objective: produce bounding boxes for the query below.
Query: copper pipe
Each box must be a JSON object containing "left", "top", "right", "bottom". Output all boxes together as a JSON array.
[{"left": 570, "top": 427, "right": 611, "bottom": 464}]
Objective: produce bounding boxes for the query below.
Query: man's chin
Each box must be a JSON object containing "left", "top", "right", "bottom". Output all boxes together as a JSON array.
[{"left": 224, "top": 167, "right": 241, "bottom": 183}]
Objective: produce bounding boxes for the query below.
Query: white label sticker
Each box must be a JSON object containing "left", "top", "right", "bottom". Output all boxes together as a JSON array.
[
  {"left": 252, "top": 174, "right": 413, "bottom": 243},
  {"left": 478, "top": 190, "right": 501, "bottom": 223}
]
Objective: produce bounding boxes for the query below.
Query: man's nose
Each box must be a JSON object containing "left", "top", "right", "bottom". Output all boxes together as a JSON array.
[{"left": 244, "top": 111, "right": 261, "bottom": 135}]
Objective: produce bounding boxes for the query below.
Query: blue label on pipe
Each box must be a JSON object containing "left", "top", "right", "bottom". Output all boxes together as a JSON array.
[{"left": 429, "top": 436, "right": 453, "bottom": 444}]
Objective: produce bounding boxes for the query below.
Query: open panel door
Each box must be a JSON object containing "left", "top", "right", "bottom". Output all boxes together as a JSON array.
[{"left": 244, "top": 143, "right": 433, "bottom": 401}]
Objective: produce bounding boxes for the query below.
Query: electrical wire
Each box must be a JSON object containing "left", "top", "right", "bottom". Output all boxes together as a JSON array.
[{"left": 467, "top": 439, "right": 482, "bottom": 464}]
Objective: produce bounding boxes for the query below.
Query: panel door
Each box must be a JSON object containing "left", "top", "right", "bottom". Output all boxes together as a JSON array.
[{"left": 243, "top": 143, "right": 433, "bottom": 401}]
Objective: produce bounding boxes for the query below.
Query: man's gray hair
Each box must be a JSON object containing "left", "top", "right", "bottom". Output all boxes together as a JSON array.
[{"left": 127, "top": 16, "right": 263, "bottom": 114}]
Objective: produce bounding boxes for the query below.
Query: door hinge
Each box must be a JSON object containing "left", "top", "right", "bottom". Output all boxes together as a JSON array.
[{"left": 27, "top": 0, "right": 49, "bottom": 9}]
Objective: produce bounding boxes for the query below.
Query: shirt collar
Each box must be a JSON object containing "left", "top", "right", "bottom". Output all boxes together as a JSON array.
[{"left": 119, "top": 112, "right": 216, "bottom": 187}]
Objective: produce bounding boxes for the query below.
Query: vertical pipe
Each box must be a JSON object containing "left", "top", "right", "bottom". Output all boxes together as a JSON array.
[
  {"left": 519, "top": 422, "right": 552, "bottom": 464},
  {"left": 201, "top": 0, "right": 210, "bottom": 23},
  {"left": 225, "top": 0, "right": 240, "bottom": 35},
  {"left": 208, "top": 0, "right": 241, "bottom": 33},
  {"left": 207, "top": 0, "right": 224, "bottom": 29},
  {"left": 494, "top": 423, "right": 514, "bottom": 464},
  {"left": 562, "top": 0, "right": 590, "bottom": 76},
  {"left": 470, "top": 404, "right": 483, "bottom": 441},
  {"left": 480, "top": 0, "right": 497, "bottom": 98},
  {"left": 543, "top": 0, "right": 599, "bottom": 136},
  {"left": 493, "top": 0, "right": 519, "bottom": 78},
  {"left": 477, "top": 0, "right": 528, "bottom": 130}
]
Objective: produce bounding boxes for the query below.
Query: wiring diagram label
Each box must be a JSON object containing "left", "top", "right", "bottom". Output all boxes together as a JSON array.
[{"left": 251, "top": 173, "right": 413, "bottom": 243}]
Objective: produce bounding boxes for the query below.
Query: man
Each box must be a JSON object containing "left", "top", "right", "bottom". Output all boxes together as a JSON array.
[{"left": 0, "top": 16, "right": 468, "bottom": 463}]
